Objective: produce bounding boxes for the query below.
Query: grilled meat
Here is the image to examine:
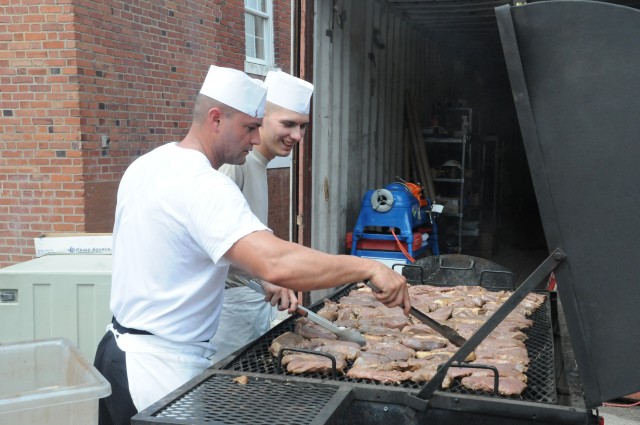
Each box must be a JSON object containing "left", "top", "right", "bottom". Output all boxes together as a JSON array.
[
  {"left": 400, "top": 334, "right": 448, "bottom": 351},
  {"left": 461, "top": 375, "right": 528, "bottom": 396},
  {"left": 294, "top": 318, "right": 338, "bottom": 340},
  {"left": 282, "top": 352, "right": 347, "bottom": 374},
  {"left": 335, "top": 291, "right": 379, "bottom": 307},
  {"left": 478, "top": 337, "right": 526, "bottom": 351},
  {"left": 424, "top": 306, "right": 453, "bottom": 322},
  {"left": 472, "top": 358, "right": 528, "bottom": 374},
  {"left": 346, "top": 353, "right": 413, "bottom": 383},
  {"left": 414, "top": 351, "right": 453, "bottom": 362},
  {"left": 342, "top": 304, "right": 410, "bottom": 330},
  {"left": 317, "top": 299, "right": 339, "bottom": 321},
  {"left": 269, "top": 332, "right": 307, "bottom": 357},
  {"left": 355, "top": 351, "right": 398, "bottom": 367},
  {"left": 358, "top": 324, "right": 402, "bottom": 337},
  {"left": 358, "top": 315, "right": 410, "bottom": 330},
  {"left": 347, "top": 367, "right": 414, "bottom": 384},
  {"left": 308, "top": 338, "right": 362, "bottom": 361},
  {"left": 411, "top": 364, "right": 453, "bottom": 387},
  {"left": 452, "top": 307, "right": 486, "bottom": 317},
  {"left": 367, "top": 341, "right": 415, "bottom": 361},
  {"left": 274, "top": 283, "right": 545, "bottom": 395},
  {"left": 475, "top": 346, "right": 530, "bottom": 365}
]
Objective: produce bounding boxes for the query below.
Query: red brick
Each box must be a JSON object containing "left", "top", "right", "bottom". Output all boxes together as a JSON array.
[{"left": 1, "top": 0, "right": 291, "bottom": 267}]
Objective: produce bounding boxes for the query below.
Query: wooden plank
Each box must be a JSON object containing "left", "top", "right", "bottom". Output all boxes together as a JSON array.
[
  {"left": 406, "top": 103, "right": 428, "bottom": 193},
  {"left": 405, "top": 92, "right": 436, "bottom": 201}
]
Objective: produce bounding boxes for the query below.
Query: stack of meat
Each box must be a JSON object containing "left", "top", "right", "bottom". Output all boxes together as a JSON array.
[{"left": 269, "top": 283, "right": 546, "bottom": 396}]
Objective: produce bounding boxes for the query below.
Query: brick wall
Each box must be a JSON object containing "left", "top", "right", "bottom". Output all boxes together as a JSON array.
[
  {"left": 272, "top": 0, "right": 292, "bottom": 71},
  {"left": 267, "top": 168, "right": 291, "bottom": 240},
  {"left": 0, "top": 1, "right": 82, "bottom": 266},
  {"left": 0, "top": 0, "right": 291, "bottom": 268}
]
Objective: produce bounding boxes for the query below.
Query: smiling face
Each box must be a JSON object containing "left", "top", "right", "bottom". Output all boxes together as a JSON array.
[{"left": 256, "top": 102, "right": 310, "bottom": 161}]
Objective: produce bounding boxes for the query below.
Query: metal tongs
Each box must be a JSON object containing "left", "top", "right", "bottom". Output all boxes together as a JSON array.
[
  {"left": 364, "top": 280, "right": 467, "bottom": 347},
  {"left": 246, "top": 279, "right": 367, "bottom": 346}
]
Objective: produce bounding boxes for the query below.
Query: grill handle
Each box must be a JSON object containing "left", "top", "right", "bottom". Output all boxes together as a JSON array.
[
  {"left": 439, "top": 257, "right": 475, "bottom": 270},
  {"left": 275, "top": 347, "right": 338, "bottom": 380},
  {"left": 439, "top": 361, "right": 501, "bottom": 396},
  {"left": 393, "top": 263, "right": 425, "bottom": 284}
]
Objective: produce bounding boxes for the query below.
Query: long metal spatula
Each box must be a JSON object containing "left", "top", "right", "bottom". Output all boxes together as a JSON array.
[
  {"left": 364, "top": 280, "right": 467, "bottom": 347},
  {"left": 246, "top": 279, "right": 367, "bottom": 346}
]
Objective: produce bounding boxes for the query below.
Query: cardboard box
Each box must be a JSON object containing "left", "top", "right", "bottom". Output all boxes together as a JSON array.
[{"left": 33, "top": 233, "right": 112, "bottom": 257}]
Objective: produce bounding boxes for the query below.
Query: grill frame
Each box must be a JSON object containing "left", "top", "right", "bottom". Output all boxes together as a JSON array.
[
  {"left": 133, "top": 258, "right": 595, "bottom": 425},
  {"left": 132, "top": 370, "right": 354, "bottom": 425}
]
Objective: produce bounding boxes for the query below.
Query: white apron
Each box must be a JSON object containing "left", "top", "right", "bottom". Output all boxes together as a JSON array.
[
  {"left": 209, "top": 286, "right": 275, "bottom": 364},
  {"left": 109, "top": 324, "right": 215, "bottom": 412}
]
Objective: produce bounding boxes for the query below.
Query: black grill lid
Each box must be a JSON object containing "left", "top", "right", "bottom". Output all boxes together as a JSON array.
[{"left": 496, "top": 0, "right": 640, "bottom": 408}]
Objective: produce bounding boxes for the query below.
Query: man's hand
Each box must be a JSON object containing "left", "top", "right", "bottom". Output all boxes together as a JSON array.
[
  {"left": 368, "top": 264, "right": 411, "bottom": 315},
  {"left": 260, "top": 281, "right": 299, "bottom": 314}
]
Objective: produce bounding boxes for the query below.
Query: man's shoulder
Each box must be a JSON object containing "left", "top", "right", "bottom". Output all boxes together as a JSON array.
[
  {"left": 218, "top": 162, "right": 246, "bottom": 188},
  {"left": 218, "top": 162, "right": 243, "bottom": 174}
]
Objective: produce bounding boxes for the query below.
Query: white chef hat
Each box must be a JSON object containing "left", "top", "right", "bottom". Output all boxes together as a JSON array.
[
  {"left": 264, "top": 70, "right": 314, "bottom": 115},
  {"left": 199, "top": 65, "right": 267, "bottom": 118}
]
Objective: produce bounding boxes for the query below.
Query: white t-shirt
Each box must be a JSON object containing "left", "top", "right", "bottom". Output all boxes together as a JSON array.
[
  {"left": 219, "top": 150, "right": 270, "bottom": 288},
  {"left": 218, "top": 150, "right": 269, "bottom": 224},
  {"left": 110, "top": 143, "right": 269, "bottom": 343}
]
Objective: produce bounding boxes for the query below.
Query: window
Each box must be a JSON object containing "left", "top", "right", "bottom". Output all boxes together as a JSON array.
[{"left": 245, "top": 0, "right": 274, "bottom": 76}]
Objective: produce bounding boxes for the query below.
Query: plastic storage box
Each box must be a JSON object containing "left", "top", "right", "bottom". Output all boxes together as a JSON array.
[{"left": 0, "top": 338, "right": 111, "bottom": 425}]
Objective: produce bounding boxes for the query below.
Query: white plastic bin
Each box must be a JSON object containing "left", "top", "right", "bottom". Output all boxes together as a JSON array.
[{"left": 0, "top": 338, "right": 111, "bottom": 425}]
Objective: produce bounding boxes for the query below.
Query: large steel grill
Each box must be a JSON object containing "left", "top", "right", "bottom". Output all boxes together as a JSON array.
[
  {"left": 145, "top": 370, "right": 345, "bottom": 425},
  {"left": 134, "top": 3, "right": 640, "bottom": 423},
  {"left": 221, "top": 282, "right": 557, "bottom": 404},
  {"left": 134, "top": 282, "right": 557, "bottom": 425}
]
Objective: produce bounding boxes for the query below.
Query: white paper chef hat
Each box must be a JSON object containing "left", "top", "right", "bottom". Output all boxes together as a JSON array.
[
  {"left": 264, "top": 70, "right": 314, "bottom": 115},
  {"left": 199, "top": 65, "right": 267, "bottom": 118}
]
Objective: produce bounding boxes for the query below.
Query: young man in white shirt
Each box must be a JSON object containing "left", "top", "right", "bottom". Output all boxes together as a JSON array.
[{"left": 212, "top": 71, "right": 314, "bottom": 363}]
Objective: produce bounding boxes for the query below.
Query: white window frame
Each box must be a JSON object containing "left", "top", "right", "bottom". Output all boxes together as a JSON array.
[{"left": 244, "top": 0, "right": 275, "bottom": 76}]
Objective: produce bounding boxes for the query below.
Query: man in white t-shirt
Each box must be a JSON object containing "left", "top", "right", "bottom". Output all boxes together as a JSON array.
[
  {"left": 94, "top": 65, "right": 411, "bottom": 425},
  {"left": 212, "top": 70, "right": 314, "bottom": 364}
]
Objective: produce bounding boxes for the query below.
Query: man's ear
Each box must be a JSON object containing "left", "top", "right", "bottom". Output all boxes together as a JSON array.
[{"left": 208, "top": 107, "right": 223, "bottom": 130}]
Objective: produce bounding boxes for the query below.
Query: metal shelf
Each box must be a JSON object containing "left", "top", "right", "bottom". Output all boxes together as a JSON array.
[
  {"left": 424, "top": 136, "right": 467, "bottom": 144},
  {"left": 434, "top": 177, "right": 464, "bottom": 183},
  {"left": 424, "top": 113, "right": 485, "bottom": 254}
]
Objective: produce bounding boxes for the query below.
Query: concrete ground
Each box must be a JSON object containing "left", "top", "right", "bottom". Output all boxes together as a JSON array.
[{"left": 600, "top": 403, "right": 640, "bottom": 424}]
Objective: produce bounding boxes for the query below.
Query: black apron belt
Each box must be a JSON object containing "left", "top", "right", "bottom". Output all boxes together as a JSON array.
[
  {"left": 111, "top": 316, "right": 212, "bottom": 343},
  {"left": 112, "top": 316, "right": 153, "bottom": 336}
]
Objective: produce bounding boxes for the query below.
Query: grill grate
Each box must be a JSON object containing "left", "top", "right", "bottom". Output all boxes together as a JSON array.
[
  {"left": 223, "top": 284, "right": 557, "bottom": 404},
  {"left": 445, "top": 301, "right": 556, "bottom": 403},
  {"left": 147, "top": 372, "right": 340, "bottom": 425}
]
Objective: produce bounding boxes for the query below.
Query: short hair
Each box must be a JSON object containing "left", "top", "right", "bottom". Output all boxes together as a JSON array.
[
  {"left": 264, "top": 101, "right": 284, "bottom": 115},
  {"left": 192, "top": 94, "right": 236, "bottom": 123}
]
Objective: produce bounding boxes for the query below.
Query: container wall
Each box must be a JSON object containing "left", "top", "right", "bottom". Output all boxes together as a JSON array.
[{"left": 309, "top": 0, "right": 467, "bottom": 258}]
